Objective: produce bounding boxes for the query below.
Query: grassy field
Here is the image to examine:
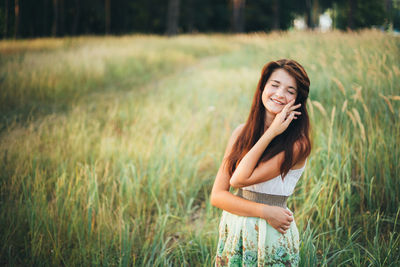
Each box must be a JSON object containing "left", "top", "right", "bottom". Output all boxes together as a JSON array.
[{"left": 0, "top": 30, "right": 399, "bottom": 266}]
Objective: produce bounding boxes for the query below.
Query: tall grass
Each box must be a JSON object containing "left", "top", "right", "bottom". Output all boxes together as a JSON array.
[{"left": 0, "top": 30, "right": 399, "bottom": 266}]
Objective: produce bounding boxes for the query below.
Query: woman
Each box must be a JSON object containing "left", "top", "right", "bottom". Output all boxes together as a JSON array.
[{"left": 210, "top": 59, "right": 311, "bottom": 266}]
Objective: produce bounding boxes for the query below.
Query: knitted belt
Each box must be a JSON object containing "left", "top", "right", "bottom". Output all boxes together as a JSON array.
[{"left": 236, "top": 189, "right": 289, "bottom": 208}]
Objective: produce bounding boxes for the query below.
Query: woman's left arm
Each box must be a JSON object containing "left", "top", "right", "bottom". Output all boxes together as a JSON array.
[
  {"left": 230, "top": 100, "right": 302, "bottom": 188},
  {"left": 230, "top": 141, "right": 303, "bottom": 188}
]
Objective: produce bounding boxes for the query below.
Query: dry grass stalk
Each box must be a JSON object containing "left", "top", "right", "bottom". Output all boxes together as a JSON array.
[
  {"left": 312, "top": 100, "right": 327, "bottom": 117},
  {"left": 332, "top": 77, "right": 346, "bottom": 96},
  {"left": 346, "top": 110, "right": 356, "bottom": 127},
  {"left": 388, "top": 95, "right": 400, "bottom": 101},
  {"left": 307, "top": 100, "right": 314, "bottom": 119},
  {"left": 379, "top": 93, "right": 395, "bottom": 114},
  {"left": 330, "top": 106, "right": 336, "bottom": 125},
  {"left": 361, "top": 101, "right": 369, "bottom": 116},
  {"left": 341, "top": 100, "right": 348, "bottom": 113},
  {"left": 352, "top": 108, "right": 366, "bottom": 142},
  {"left": 327, "top": 106, "right": 336, "bottom": 158},
  {"left": 393, "top": 65, "right": 400, "bottom": 76},
  {"left": 351, "top": 85, "right": 363, "bottom": 102}
]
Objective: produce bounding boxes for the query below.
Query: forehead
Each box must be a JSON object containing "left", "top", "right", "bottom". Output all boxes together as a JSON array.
[{"left": 268, "top": 69, "right": 297, "bottom": 88}]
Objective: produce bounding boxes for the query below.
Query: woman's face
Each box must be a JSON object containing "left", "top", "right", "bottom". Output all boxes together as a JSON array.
[{"left": 262, "top": 68, "right": 298, "bottom": 116}]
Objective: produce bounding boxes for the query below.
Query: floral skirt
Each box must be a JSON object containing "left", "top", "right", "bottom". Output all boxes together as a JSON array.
[{"left": 215, "top": 210, "right": 300, "bottom": 267}]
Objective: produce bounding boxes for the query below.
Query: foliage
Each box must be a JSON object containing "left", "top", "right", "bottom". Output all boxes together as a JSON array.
[
  {"left": 0, "top": 0, "right": 396, "bottom": 38},
  {"left": 333, "top": 0, "right": 387, "bottom": 29}
]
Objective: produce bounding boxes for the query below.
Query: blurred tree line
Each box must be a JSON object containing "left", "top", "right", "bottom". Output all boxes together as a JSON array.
[{"left": 0, "top": 0, "right": 398, "bottom": 38}]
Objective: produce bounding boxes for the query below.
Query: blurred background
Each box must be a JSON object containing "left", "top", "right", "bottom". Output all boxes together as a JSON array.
[{"left": 1, "top": 0, "right": 400, "bottom": 38}]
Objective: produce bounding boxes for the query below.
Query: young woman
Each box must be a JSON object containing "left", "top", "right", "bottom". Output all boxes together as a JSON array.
[{"left": 210, "top": 59, "right": 311, "bottom": 266}]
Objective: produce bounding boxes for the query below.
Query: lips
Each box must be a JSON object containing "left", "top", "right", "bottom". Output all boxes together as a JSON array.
[{"left": 270, "top": 98, "right": 285, "bottom": 105}]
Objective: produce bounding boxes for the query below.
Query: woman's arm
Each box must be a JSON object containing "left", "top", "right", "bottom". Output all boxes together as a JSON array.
[
  {"left": 210, "top": 124, "right": 294, "bottom": 234},
  {"left": 230, "top": 100, "right": 301, "bottom": 188},
  {"left": 210, "top": 124, "right": 265, "bottom": 217},
  {"left": 230, "top": 142, "right": 304, "bottom": 188}
]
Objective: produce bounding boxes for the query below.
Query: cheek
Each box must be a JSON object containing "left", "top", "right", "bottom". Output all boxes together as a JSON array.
[
  {"left": 287, "top": 93, "right": 297, "bottom": 102},
  {"left": 262, "top": 88, "right": 273, "bottom": 99},
  {"left": 261, "top": 90, "right": 270, "bottom": 104}
]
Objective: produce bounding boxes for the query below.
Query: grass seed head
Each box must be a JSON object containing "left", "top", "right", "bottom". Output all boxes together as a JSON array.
[
  {"left": 379, "top": 93, "right": 395, "bottom": 114},
  {"left": 341, "top": 100, "right": 348, "bottom": 113},
  {"left": 332, "top": 77, "right": 346, "bottom": 96},
  {"left": 312, "top": 100, "right": 327, "bottom": 117},
  {"left": 352, "top": 108, "right": 366, "bottom": 142}
]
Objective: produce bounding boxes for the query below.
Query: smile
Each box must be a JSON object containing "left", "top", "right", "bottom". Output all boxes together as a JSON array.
[{"left": 271, "top": 98, "right": 285, "bottom": 105}]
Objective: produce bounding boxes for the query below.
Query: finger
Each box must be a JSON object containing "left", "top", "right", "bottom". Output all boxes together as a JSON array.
[
  {"left": 283, "top": 113, "right": 295, "bottom": 126},
  {"left": 288, "top": 104, "right": 301, "bottom": 111},
  {"left": 280, "top": 224, "right": 289, "bottom": 230},
  {"left": 282, "top": 99, "right": 296, "bottom": 113},
  {"left": 284, "top": 210, "right": 293, "bottom": 216},
  {"left": 287, "top": 216, "right": 294, "bottom": 222},
  {"left": 284, "top": 222, "right": 291, "bottom": 227},
  {"left": 289, "top": 103, "right": 301, "bottom": 112},
  {"left": 285, "top": 111, "right": 301, "bottom": 119}
]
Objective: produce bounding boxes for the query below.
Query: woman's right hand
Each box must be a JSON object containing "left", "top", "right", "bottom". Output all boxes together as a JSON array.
[
  {"left": 261, "top": 205, "right": 294, "bottom": 234},
  {"left": 268, "top": 99, "right": 301, "bottom": 137}
]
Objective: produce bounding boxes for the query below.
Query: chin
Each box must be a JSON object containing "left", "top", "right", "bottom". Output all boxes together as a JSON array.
[{"left": 265, "top": 105, "right": 283, "bottom": 115}]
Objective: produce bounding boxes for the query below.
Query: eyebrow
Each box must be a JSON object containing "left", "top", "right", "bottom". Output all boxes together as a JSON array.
[{"left": 271, "top": 80, "right": 297, "bottom": 91}]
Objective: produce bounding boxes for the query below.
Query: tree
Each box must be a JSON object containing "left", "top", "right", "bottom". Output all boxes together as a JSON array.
[
  {"left": 3, "top": 0, "right": 8, "bottom": 38},
  {"left": 166, "top": 0, "right": 180, "bottom": 35},
  {"left": 57, "top": 0, "right": 65, "bottom": 36},
  {"left": 105, "top": 0, "right": 110, "bottom": 34},
  {"left": 71, "top": 0, "right": 80, "bottom": 35},
  {"left": 14, "top": 0, "right": 19, "bottom": 38},
  {"left": 305, "top": 0, "right": 313, "bottom": 28},
  {"left": 246, "top": 0, "right": 299, "bottom": 32},
  {"left": 184, "top": 0, "right": 194, "bottom": 32},
  {"left": 348, "top": 0, "right": 355, "bottom": 29},
  {"left": 303, "top": 0, "right": 334, "bottom": 29},
  {"left": 333, "top": 0, "right": 386, "bottom": 30},
  {"left": 231, "top": 0, "right": 245, "bottom": 32},
  {"left": 51, "top": 0, "right": 58, "bottom": 36},
  {"left": 272, "top": 0, "right": 280, "bottom": 30}
]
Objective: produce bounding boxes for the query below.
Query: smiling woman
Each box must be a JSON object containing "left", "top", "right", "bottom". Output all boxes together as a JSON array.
[
  {"left": 262, "top": 68, "right": 299, "bottom": 129},
  {"left": 210, "top": 59, "right": 311, "bottom": 266}
]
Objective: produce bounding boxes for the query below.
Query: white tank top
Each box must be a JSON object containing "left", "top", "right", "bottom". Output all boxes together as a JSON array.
[{"left": 242, "top": 159, "right": 307, "bottom": 196}]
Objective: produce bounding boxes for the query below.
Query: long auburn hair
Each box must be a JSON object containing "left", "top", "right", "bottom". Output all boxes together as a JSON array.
[{"left": 226, "top": 59, "right": 311, "bottom": 179}]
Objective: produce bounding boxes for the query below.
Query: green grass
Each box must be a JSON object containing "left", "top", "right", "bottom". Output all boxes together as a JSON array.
[{"left": 0, "top": 30, "right": 399, "bottom": 266}]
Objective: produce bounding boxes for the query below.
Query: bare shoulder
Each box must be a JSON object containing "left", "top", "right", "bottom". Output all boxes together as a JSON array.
[
  {"left": 231, "top": 123, "right": 245, "bottom": 139},
  {"left": 223, "top": 123, "right": 245, "bottom": 157},
  {"left": 292, "top": 158, "right": 307, "bottom": 170},
  {"left": 292, "top": 139, "right": 307, "bottom": 169}
]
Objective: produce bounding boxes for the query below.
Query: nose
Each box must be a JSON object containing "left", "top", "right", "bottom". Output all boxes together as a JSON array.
[{"left": 275, "top": 87, "right": 285, "bottom": 98}]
